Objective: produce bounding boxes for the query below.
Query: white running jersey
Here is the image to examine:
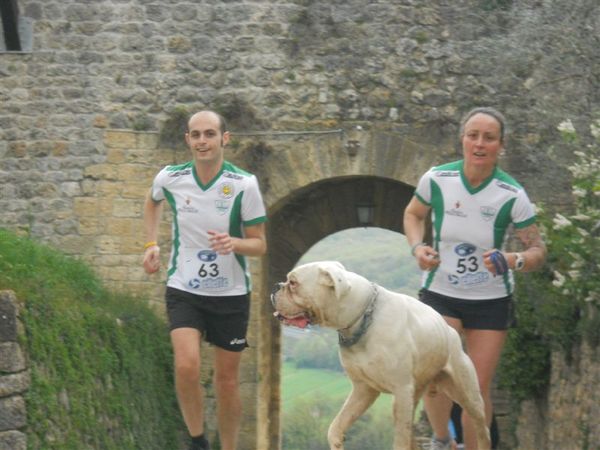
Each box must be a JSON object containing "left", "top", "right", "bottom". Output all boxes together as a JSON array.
[
  {"left": 414, "top": 160, "right": 536, "bottom": 300},
  {"left": 151, "top": 161, "right": 267, "bottom": 296}
]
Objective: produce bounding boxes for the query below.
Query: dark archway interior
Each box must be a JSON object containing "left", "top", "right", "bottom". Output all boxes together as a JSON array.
[{"left": 268, "top": 175, "right": 416, "bottom": 283}]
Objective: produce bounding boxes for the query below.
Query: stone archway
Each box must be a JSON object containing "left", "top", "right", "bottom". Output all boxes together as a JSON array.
[{"left": 243, "top": 123, "right": 454, "bottom": 449}]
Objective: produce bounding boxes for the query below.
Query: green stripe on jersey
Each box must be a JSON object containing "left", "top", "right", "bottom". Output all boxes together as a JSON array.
[
  {"left": 424, "top": 179, "right": 445, "bottom": 289},
  {"left": 229, "top": 191, "right": 250, "bottom": 291},
  {"left": 163, "top": 188, "right": 180, "bottom": 278}
]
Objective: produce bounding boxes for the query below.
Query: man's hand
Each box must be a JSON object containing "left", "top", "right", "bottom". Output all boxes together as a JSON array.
[
  {"left": 143, "top": 245, "right": 161, "bottom": 273},
  {"left": 208, "top": 230, "right": 234, "bottom": 255}
]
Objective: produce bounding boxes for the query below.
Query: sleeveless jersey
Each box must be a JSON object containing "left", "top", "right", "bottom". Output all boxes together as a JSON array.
[
  {"left": 151, "top": 160, "right": 267, "bottom": 296},
  {"left": 414, "top": 160, "right": 536, "bottom": 300}
]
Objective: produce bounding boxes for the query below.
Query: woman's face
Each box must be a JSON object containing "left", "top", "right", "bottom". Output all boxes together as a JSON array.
[{"left": 461, "top": 113, "right": 503, "bottom": 170}]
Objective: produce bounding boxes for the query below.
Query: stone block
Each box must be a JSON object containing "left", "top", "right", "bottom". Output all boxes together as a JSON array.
[
  {"left": 120, "top": 182, "right": 149, "bottom": 199},
  {"left": 0, "top": 372, "right": 30, "bottom": 397},
  {"left": 84, "top": 164, "right": 119, "bottom": 181},
  {"left": 0, "top": 344, "right": 25, "bottom": 373},
  {"left": 79, "top": 217, "right": 101, "bottom": 235},
  {"left": 135, "top": 132, "right": 159, "bottom": 150},
  {"left": 96, "top": 236, "right": 122, "bottom": 255},
  {"left": 104, "top": 131, "right": 137, "bottom": 149},
  {"left": 117, "top": 163, "right": 148, "bottom": 181},
  {"left": 0, "top": 430, "right": 26, "bottom": 450},
  {"left": 105, "top": 148, "right": 126, "bottom": 164},
  {"left": 106, "top": 218, "right": 135, "bottom": 236},
  {"left": 73, "top": 198, "right": 113, "bottom": 217},
  {"left": 112, "top": 198, "right": 141, "bottom": 218},
  {"left": 0, "top": 396, "right": 26, "bottom": 431},
  {"left": 0, "top": 293, "right": 16, "bottom": 342},
  {"left": 93, "top": 115, "right": 109, "bottom": 129}
]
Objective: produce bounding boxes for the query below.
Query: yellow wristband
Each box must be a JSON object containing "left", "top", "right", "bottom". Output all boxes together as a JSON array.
[{"left": 144, "top": 241, "right": 158, "bottom": 250}]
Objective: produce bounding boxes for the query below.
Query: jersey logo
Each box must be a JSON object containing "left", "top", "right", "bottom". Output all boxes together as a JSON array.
[
  {"left": 197, "top": 250, "right": 217, "bottom": 262},
  {"left": 445, "top": 200, "right": 467, "bottom": 218},
  {"left": 223, "top": 171, "right": 243, "bottom": 180},
  {"left": 168, "top": 168, "right": 192, "bottom": 177},
  {"left": 215, "top": 199, "right": 230, "bottom": 215},
  {"left": 178, "top": 197, "right": 199, "bottom": 214},
  {"left": 435, "top": 171, "right": 459, "bottom": 177},
  {"left": 495, "top": 180, "right": 518, "bottom": 193},
  {"left": 454, "top": 243, "right": 476, "bottom": 256},
  {"left": 218, "top": 181, "right": 235, "bottom": 199},
  {"left": 480, "top": 206, "right": 497, "bottom": 221}
]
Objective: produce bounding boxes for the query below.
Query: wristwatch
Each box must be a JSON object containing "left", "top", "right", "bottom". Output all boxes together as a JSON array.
[{"left": 514, "top": 253, "right": 525, "bottom": 271}]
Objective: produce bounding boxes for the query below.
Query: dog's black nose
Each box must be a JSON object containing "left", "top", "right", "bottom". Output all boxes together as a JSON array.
[{"left": 270, "top": 283, "right": 283, "bottom": 308}]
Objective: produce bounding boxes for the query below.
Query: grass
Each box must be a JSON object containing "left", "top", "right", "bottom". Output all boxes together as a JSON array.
[
  {"left": 282, "top": 362, "right": 355, "bottom": 407},
  {"left": 0, "top": 228, "right": 183, "bottom": 450},
  {"left": 282, "top": 362, "right": 423, "bottom": 419}
]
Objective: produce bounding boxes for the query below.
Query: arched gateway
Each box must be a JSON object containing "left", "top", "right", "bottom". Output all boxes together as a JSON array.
[{"left": 236, "top": 123, "right": 453, "bottom": 449}]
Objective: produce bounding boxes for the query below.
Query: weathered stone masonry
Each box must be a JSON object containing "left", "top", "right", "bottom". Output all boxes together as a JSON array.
[{"left": 0, "top": 291, "right": 28, "bottom": 450}]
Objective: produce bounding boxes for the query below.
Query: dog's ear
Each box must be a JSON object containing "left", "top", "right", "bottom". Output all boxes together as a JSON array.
[{"left": 318, "top": 264, "right": 351, "bottom": 299}]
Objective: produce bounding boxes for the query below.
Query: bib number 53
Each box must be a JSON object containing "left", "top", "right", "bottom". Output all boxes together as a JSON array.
[{"left": 456, "top": 256, "right": 478, "bottom": 274}]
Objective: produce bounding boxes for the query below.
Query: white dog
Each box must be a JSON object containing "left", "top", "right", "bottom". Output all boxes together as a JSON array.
[{"left": 271, "top": 261, "right": 490, "bottom": 450}]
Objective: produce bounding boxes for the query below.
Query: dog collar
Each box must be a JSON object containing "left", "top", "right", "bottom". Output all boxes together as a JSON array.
[{"left": 338, "top": 283, "right": 378, "bottom": 347}]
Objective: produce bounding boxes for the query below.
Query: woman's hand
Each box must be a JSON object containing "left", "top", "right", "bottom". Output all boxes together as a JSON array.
[{"left": 414, "top": 244, "right": 440, "bottom": 271}]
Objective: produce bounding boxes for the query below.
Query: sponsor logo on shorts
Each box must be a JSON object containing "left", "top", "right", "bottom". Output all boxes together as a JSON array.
[{"left": 230, "top": 338, "right": 247, "bottom": 346}]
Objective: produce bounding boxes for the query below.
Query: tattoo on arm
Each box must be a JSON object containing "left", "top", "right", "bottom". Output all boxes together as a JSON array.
[{"left": 520, "top": 224, "right": 546, "bottom": 251}]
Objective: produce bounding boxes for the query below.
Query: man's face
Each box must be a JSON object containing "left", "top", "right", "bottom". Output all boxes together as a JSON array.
[{"left": 185, "top": 112, "right": 229, "bottom": 166}]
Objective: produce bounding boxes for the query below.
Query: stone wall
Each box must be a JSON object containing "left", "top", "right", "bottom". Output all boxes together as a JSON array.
[
  {"left": 2, "top": 0, "right": 598, "bottom": 244},
  {"left": 514, "top": 343, "right": 600, "bottom": 450},
  {"left": 0, "top": 291, "right": 28, "bottom": 450}
]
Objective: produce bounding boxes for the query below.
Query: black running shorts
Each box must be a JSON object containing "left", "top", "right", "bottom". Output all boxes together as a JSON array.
[
  {"left": 165, "top": 286, "right": 250, "bottom": 352},
  {"left": 419, "top": 288, "right": 515, "bottom": 330}
]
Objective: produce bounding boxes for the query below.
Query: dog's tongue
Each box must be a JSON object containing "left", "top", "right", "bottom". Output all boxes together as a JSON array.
[
  {"left": 285, "top": 315, "right": 310, "bottom": 329},
  {"left": 274, "top": 312, "right": 310, "bottom": 329}
]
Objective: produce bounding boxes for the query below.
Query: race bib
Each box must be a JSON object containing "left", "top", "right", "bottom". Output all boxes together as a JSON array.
[
  {"left": 441, "top": 242, "right": 491, "bottom": 288},
  {"left": 182, "top": 248, "right": 233, "bottom": 292}
]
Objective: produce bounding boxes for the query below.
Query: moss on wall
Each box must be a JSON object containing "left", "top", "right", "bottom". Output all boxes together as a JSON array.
[{"left": 0, "top": 229, "right": 183, "bottom": 450}]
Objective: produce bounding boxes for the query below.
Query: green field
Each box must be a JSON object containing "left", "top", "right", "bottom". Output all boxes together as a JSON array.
[{"left": 282, "top": 361, "right": 394, "bottom": 416}]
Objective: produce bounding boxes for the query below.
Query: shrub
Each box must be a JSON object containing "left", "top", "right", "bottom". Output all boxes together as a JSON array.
[{"left": 499, "top": 117, "right": 600, "bottom": 401}]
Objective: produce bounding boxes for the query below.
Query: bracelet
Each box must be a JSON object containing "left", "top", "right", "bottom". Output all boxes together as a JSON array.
[
  {"left": 143, "top": 241, "right": 158, "bottom": 250},
  {"left": 411, "top": 242, "right": 427, "bottom": 256}
]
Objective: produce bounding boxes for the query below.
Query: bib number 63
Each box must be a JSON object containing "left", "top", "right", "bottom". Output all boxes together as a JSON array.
[{"left": 198, "top": 263, "right": 219, "bottom": 278}]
